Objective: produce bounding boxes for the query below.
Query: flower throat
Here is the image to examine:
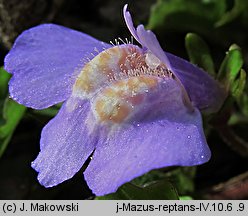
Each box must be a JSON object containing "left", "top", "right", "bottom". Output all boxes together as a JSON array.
[{"left": 72, "top": 44, "right": 173, "bottom": 99}]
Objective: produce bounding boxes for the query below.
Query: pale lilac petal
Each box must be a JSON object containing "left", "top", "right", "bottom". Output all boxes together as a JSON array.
[
  {"left": 31, "top": 97, "right": 98, "bottom": 187},
  {"left": 123, "top": 5, "right": 172, "bottom": 69},
  {"left": 166, "top": 52, "right": 226, "bottom": 112},
  {"left": 136, "top": 24, "right": 172, "bottom": 70},
  {"left": 135, "top": 25, "right": 225, "bottom": 112},
  {"left": 5, "top": 24, "right": 111, "bottom": 109},
  {"left": 84, "top": 79, "right": 210, "bottom": 196},
  {"left": 123, "top": 4, "right": 140, "bottom": 44},
  {"left": 123, "top": 6, "right": 225, "bottom": 112}
]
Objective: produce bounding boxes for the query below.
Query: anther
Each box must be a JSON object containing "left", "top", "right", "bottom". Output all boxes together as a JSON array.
[{"left": 118, "top": 37, "right": 127, "bottom": 45}]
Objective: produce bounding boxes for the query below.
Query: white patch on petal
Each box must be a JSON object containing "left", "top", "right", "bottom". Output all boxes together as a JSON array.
[{"left": 145, "top": 51, "right": 161, "bottom": 70}]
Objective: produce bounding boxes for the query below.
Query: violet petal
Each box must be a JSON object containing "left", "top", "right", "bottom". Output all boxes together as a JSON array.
[
  {"left": 5, "top": 24, "right": 110, "bottom": 109},
  {"left": 31, "top": 97, "right": 97, "bottom": 187},
  {"left": 85, "top": 109, "right": 209, "bottom": 196},
  {"left": 166, "top": 52, "right": 226, "bottom": 112},
  {"left": 84, "top": 78, "right": 210, "bottom": 196}
]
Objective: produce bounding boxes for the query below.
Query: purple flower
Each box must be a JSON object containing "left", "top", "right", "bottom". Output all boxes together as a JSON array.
[{"left": 4, "top": 5, "right": 225, "bottom": 195}]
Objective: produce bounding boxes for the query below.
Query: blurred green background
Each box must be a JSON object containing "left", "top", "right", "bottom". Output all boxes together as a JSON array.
[{"left": 0, "top": 0, "right": 248, "bottom": 199}]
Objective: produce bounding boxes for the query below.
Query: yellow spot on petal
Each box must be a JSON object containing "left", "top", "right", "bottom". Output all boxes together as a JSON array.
[
  {"left": 92, "top": 74, "right": 161, "bottom": 124},
  {"left": 111, "top": 104, "right": 130, "bottom": 123},
  {"left": 95, "top": 98, "right": 130, "bottom": 123},
  {"left": 104, "top": 88, "right": 117, "bottom": 98},
  {"left": 139, "top": 76, "right": 158, "bottom": 88},
  {"left": 74, "top": 64, "right": 93, "bottom": 93}
]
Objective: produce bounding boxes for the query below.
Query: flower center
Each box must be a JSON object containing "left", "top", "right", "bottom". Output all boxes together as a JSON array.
[
  {"left": 92, "top": 76, "right": 159, "bottom": 123},
  {"left": 72, "top": 44, "right": 173, "bottom": 124}
]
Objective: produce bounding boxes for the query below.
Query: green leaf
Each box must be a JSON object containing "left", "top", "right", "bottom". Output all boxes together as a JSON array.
[
  {"left": 217, "top": 44, "right": 243, "bottom": 87},
  {"left": 131, "top": 169, "right": 168, "bottom": 187},
  {"left": 165, "top": 167, "right": 196, "bottom": 195},
  {"left": 179, "top": 196, "right": 193, "bottom": 200},
  {"left": 238, "top": 93, "right": 248, "bottom": 117},
  {"left": 228, "top": 112, "right": 248, "bottom": 125},
  {"left": 148, "top": 0, "right": 226, "bottom": 32},
  {"left": 215, "top": 0, "right": 248, "bottom": 27},
  {"left": 0, "top": 67, "right": 11, "bottom": 124},
  {"left": 0, "top": 67, "right": 11, "bottom": 100},
  {"left": 0, "top": 67, "right": 26, "bottom": 157},
  {"left": 231, "top": 69, "right": 246, "bottom": 100},
  {"left": 31, "top": 104, "right": 61, "bottom": 117},
  {"left": 0, "top": 98, "right": 26, "bottom": 157},
  {"left": 95, "top": 180, "right": 179, "bottom": 200},
  {"left": 185, "top": 33, "right": 215, "bottom": 77}
]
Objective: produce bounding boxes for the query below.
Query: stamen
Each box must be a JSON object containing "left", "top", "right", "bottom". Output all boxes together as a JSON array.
[
  {"left": 73, "top": 45, "right": 173, "bottom": 100},
  {"left": 114, "top": 39, "right": 119, "bottom": 45},
  {"left": 110, "top": 40, "right": 115, "bottom": 46},
  {"left": 94, "top": 47, "right": 100, "bottom": 54},
  {"left": 125, "top": 38, "right": 130, "bottom": 44},
  {"left": 118, "top": 37, "right": 127, "bottom": 45}
]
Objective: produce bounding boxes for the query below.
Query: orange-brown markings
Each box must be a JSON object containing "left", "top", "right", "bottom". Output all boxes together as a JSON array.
[
  {"left": 75, "top": 46, "right": 126, "bottom": 94},
  {"left": 127, "top": 77, "right": 140, "bottom": 91},
  {"left": 126, "top": 94, "right": 145, "bottom": 106},
  {"left": 98, "top": 51, "right": 115, "bottom": 79},
  {"left": 101, "top": 65, "right": 114, "bottom": 80},
  {"left": 74, "top": 64, "right": 92, "bottom": 93},
  {"left": 74, "top": 52, "right": 115, "bottom": 93},
  {"left": 126, "top": 76, "right": 158, "bottom": 93},
  {"left": 117, "top": 46, "right": 146, "bottom": 75},
  {"left": 138, "top": 76, "right": 158, "bottom": 88},
  {"left": 125, "top": 77, "right": 157, "bottom": 106},
  {"left": 74, "top": 45, "right": 161, "bottom": 96},
  {"left": 118, "top": 47, "right": 130, "bottom": 73},
  {"left": 103, "top": 88, "right": 117, "bottom": 98},
  {"left": 110, "top": 104, "right": 130, "bottom": 123},
  {"left": 95, "top": 98, "right": 130, "bottom": 123},
  {"left": 98, "top": 49, "right": 111, "bottom": 62},
  {"left": 95, "top": 99, "right": 107, "bottom": 121},
  {"left": 95, "top": 76, "right": 159, "bottom": 122}
]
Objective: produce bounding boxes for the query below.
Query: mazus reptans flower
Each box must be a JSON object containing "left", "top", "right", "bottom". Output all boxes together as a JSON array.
[{"left": 4, "top": 5, "right": 225, "bottom": 195}]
